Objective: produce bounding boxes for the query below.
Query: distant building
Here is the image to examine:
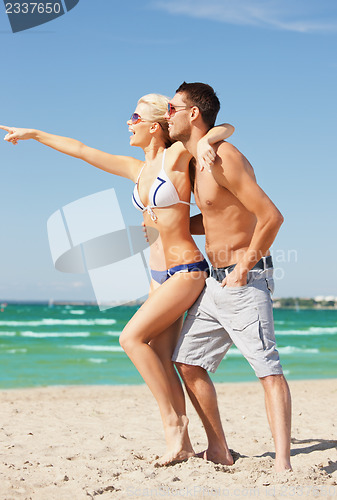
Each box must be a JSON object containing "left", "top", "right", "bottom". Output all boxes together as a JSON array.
[{"left": 315, "top": 295, "right": 337, "bottom": 302}]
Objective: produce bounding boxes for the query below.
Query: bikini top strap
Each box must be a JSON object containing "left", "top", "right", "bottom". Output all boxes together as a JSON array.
[
  {"left": 161, "top": 149, "right": 167, "bottom": 172},
  {"left": 135, "top": 163, "right": 146, "bottom": 184},
  {"left": 161, "top": 149, "right": 190, "bottom": 206}
]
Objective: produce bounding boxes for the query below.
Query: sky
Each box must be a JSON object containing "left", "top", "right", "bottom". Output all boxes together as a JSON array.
[{"left": 0, "top": 0, "right": 336, "bottom": 302}]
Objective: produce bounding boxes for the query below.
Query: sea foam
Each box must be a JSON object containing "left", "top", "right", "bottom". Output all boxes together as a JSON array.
[
  {"left": 69, "top": 345, "right": 123, "bottom": 352},
  {"left": 0, "top": 319, "right": 116, "bottom": 327},
  {"left": 20, "top": 331, "right": 91, "bottom": 338}
]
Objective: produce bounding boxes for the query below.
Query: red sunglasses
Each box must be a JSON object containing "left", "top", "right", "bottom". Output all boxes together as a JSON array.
[{"left": 167, "top": 103, "right": 191, "bottom": 117}]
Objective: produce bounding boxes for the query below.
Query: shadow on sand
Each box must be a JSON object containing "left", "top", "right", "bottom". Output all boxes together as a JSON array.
[{"left": 257, "top": 437, "right": 337, "bottom": 465}]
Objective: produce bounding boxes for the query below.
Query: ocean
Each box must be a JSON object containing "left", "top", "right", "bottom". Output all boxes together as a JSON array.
[{"left": 0, "top": 303, "right": 336, "bottom": 388}]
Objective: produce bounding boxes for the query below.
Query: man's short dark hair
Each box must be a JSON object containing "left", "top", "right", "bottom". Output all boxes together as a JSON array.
[{"left": 175, "top": 82, "right": 220, "bottom": 129}]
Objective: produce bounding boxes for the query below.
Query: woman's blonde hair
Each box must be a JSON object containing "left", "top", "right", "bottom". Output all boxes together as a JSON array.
[{"left": 137, "top": 93, "right": 172, "bottom": 147}]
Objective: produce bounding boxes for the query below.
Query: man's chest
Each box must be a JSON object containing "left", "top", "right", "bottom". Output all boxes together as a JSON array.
[{"left": 194, "top": 172, "right": 232, "bottom": 212}]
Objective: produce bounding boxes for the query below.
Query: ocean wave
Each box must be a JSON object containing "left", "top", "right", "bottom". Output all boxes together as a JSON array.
[
  {"left": 3, "top": 348, "right": 27, "bottom": 354},
  {"left": 69, "top": 310, "right": 86, "bottom": 315},
  {"left": 20, "top": 331, "right": 91, "bottom": 338},
  {"left": 226, "top": 346, "right": 319, "bottom": 357},
  {"left": 0, "top": 331, "right": 16, "bottom": 337},
  {"left": 89, "top": 319, "right": 117, "bottom": 325},
  {"left": 105, "top": 331, "right": 122, "bottom": 337},
  {"left": 0, "top": 319, "right": 116, "bottom": 327},
  {"left": 69, "top": 345, "right": 123, "bottom": 352},
  {"left": 278, "top": 346, "right": 319, "bottom": 354},
  {"left": 276, "top": 326, "right": 337, "bottom": 336},
  {"left": 226, "top": 349, "right": 241, "bottom": 357},
  {"left": 88, "top": 358, "right": 108, "bottom": 363},
  {"left": 308, "top": 326, "right": 337, "bottom": 334}
]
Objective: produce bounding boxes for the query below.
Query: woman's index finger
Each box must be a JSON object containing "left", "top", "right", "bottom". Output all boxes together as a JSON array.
[{"left": 0, "top": 125, "right": 12, "bottom": 132}]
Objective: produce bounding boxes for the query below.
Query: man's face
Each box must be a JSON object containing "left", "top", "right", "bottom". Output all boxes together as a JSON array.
[{"left": 166, "top": 92, "right": 192, "bottom": 143}]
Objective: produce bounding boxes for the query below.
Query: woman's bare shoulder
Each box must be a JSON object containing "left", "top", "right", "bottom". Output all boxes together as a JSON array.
[{"left": 166, "top": 142, "right": 192, "bottom": 172}]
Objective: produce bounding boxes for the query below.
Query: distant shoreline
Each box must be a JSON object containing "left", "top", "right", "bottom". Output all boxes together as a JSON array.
[
  {"left": 1, "top": 299, "right": 337, "bottom": 310},
  {"left": 0, "top": 300, "right": 144, "bottom": 307}
]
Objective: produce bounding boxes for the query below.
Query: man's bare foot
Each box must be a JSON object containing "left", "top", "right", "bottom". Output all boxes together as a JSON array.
[
  {"left": 156, "top": 415, "right": 195, "bottom": 466},
  {"left": 196, "top": 447, "right": 234, "bottom": 465}
]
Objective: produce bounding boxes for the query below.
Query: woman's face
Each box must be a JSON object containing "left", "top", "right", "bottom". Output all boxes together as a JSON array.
[{"left": 127, "top": 102, "right": 154, "bottom": 148}]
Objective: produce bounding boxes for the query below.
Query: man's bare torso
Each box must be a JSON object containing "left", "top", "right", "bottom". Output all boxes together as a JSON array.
[{"left": 194, "top": 143, "right": 258, "bottom": 268}]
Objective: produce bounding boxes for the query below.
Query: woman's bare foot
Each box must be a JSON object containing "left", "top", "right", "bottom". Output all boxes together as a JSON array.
[
  {"left": 156, "top": 415, "right": 195, "bottom": 466},
  {"left": 196, "top": 446, "right": 234, "bottom": 465},
  {"left": 274, "top": 459, "right": 292, "bottom": 472}
]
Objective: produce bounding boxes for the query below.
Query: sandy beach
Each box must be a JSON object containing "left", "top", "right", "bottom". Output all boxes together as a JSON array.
[{"left": 0, "top": 379, "right": 336, "bottom": 499}]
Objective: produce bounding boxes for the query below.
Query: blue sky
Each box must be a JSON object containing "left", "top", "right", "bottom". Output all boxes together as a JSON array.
[{"left": 0, "top": 0, "right": 336, "bottom": 302}]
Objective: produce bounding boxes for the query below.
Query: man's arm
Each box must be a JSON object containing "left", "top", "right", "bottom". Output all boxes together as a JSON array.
[
  {"left": 212, "top": 143, "right": 283, "bottom": 287},
  {"left": 171, "top": 123, "right": 234, "bottom": 172},
  {"left": 190, "top": 213, "right": 205, "bottom": 235}
]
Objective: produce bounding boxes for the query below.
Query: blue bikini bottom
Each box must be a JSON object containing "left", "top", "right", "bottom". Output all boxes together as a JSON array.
[{"left": 151, "top": 259, "right": 209, "bottom": 285}]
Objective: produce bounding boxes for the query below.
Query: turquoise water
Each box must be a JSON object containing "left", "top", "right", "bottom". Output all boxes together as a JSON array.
[{"left": 0, "top": 304, "right": 336, "bottom": 388}]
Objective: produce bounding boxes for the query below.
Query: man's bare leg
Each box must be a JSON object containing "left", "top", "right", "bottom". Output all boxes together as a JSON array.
[
  {"left": 259, "top": 374, "right": 292, "bottom": 471},
  {"left": 176, "top": 363, "right": 234, "bottom": 465}
]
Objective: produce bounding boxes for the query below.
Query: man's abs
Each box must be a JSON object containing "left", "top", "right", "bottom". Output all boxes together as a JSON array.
[
  {"left": 194, "top": 167, "right": 257, "bottom": 268},
  {"left": 202, "top": 207, "right": 257, "bottom": 268}
]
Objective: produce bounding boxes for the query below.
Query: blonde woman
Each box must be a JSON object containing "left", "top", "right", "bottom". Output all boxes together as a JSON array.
[{"left": 0, "top": 94, "right": 233, "bottom": 464}]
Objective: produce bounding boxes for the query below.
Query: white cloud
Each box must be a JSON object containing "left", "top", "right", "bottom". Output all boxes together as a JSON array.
[{"left": 151, "top": 0, "right": 337, "bottom": 34}]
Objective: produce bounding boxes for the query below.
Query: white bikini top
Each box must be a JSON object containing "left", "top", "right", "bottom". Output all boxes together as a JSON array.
[{"left": 132, "top": 149, "right": 190, "bottom": 221}]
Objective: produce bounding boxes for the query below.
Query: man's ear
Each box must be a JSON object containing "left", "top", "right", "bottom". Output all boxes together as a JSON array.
[{"left": 190, "top": 106, "right": 200, "bottom": 122}]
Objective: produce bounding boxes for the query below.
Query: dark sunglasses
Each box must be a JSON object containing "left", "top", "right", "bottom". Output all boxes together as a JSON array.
[
  {"left": 129, "top": 112, "right": 164, "bottom": 129},
  {"left": 167, "top": 103, "right": 191, "bottom": 117},
  {"left": 130, "top": 112, "right": 148, "bottom": 125}
]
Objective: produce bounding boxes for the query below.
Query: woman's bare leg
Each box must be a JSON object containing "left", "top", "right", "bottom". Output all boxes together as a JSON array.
[
  {"left": 119, "top": 272, "right": 206, "bottom": 464},
  {"left": 149, "top": 315, "right": 185, "bottom": 415},
  {"left": 148, "top": 279, "right": 193, "bottom": 454},
  {"left": 149, "top": 315, "right": 195, "bottom": 453}
]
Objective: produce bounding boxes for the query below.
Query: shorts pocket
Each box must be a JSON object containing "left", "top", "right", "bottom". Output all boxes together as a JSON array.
[
  {"left": 226, "top": 283, "right": 249, "bottom": 291},
  {"left": 230, "top": 308, "right": 259, "bottom": 331},
  {"left": 265, "top": 277, "right": 275, "bottom": 295},
  {"left": 223, "top": 284, "right": 259, "bottom": 331}
]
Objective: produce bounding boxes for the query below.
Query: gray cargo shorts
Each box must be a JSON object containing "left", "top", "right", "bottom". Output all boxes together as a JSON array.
[{"left": 172, "top": 267, "right": 283, "bottom": 378}]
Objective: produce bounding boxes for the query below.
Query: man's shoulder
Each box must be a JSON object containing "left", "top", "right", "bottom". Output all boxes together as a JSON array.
[
  {"left": 213, "top": 141, "right": 255, "bottom": 186},
  {"left": 216, "top": 141, "right": 243, "bottom": 160},
  {"left": 215, "top": 142, "right": 252, "bottom": 175}
]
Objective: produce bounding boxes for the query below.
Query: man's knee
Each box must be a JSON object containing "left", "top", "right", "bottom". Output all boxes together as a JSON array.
[
  {"left": 175, "top": 362, "right": 206, "bottom": 383},
  {"left": 259, "top": 373, "right": 288, "bottom": 390}
]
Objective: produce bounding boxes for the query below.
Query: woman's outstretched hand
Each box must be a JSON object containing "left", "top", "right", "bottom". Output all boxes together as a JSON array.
[
  {"left": 0, "top": 125, "right": 34, "bottom": 145},
  {"left": 196, "top": 136, "right": 216, "bottom": 172}
]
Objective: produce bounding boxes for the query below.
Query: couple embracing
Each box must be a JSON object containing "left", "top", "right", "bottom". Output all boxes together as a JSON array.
[{"left": 0, "top": 81, "right": 291, "bottom": 471}]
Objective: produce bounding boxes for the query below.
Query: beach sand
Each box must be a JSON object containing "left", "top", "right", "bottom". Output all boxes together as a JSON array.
[{"left": 0, "top": 380, "right": 336, "bottom": 499}]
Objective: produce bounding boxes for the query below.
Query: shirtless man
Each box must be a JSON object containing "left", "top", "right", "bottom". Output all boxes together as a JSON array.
[{"left": 167, "top": 82, "right": 292, "bottom": 472}]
